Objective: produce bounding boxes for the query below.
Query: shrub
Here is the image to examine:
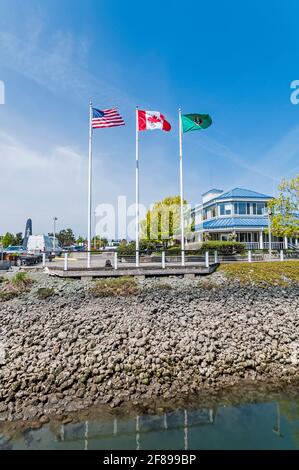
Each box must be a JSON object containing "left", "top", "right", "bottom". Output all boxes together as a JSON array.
[
  {"left": 0, "top": 272, "right": 33, "bottom": 300},
  {"left": 117, "top": 241, "right": 136, "bottom": 256},
  {"left": 117, "top": 240, "right": 161, "bottom": 256},
  {"left": 165, "top": 245, "right": 181, "bottom": 255},
  {"left": 90, "top": 276, "right": 139, "bottom": 297},
  {"left": 36, "top": 287, "right": 55, "bottom": 299},
  {"left": 12, "top": 272, "right": 33, "bottom": 287},
  {"left": 199, "top": 241, "right": 245, "bottom": 254},
  {"left": 0, "top": 272, "right": 33, "bottom": 302}
]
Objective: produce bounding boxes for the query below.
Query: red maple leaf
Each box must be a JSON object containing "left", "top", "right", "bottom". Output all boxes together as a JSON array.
[{"left": 148, "top": 114, "right": 161, "bottom": 123}]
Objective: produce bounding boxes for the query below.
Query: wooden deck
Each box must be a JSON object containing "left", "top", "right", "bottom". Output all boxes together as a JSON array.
[{"left": 46, "top": 263, "right": 219, "bottom": 279}]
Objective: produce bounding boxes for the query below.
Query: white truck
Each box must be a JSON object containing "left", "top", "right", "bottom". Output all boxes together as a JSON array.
[{"left": 26, "top": 235, "right": 62, "bottom": 257}]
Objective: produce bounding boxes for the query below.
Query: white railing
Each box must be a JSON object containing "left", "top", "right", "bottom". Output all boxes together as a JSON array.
[
  {"left": 243, "top": 242, "right": 260, "bottom": 250},
  {"left": 242, "top": 242, "right": 286, "bottom": 250},
  {"left": 288, "top": 243, "right": 299, "bottom": 250},
  {"left": 38, "top": 248, "right": 299, "bottom": 271},
  {"left": 263, "top": 242, "right": 284, "bottom": 250}
]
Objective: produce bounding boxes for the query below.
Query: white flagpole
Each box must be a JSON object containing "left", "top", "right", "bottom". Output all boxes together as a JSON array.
[
  {"left": 135, "top": 106, "right": 140, "bottom": 267},
  {"left": 179, "top": 108, "right": 185, "bottom": 266},
  {"left": 87, "top": 100, "right": 93, "bottom": 268}
]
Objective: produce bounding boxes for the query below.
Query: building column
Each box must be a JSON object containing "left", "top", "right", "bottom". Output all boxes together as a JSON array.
[
  {"left": 259, "top": 231, "right": 264, "bottom": 250},
  {"left": 284, "top": 236, "right": 288, "bottom": 250}
]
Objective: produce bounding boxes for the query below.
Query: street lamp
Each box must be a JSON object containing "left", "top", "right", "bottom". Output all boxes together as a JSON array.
[
  {"left": 53, "top": 217, "right": 58, "bottom": 253},
  {"left": 268, "top": 208, "right": 272, "bottom": 257}
]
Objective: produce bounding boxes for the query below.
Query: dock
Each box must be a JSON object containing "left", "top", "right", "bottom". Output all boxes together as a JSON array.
[{"left": 46, "top": 263, "right": 218, "bottom": 279}]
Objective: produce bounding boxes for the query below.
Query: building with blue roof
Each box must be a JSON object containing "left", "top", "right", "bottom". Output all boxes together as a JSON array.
[{"left": 187, "top": 187, "right": 297, "bottom": 250}]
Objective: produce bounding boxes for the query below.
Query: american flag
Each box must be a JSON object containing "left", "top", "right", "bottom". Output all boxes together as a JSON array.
[{"left": 91, "top": 107, "right": 125, "bottom": 129}]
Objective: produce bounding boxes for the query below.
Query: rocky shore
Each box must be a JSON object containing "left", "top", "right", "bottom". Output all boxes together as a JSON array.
[{"left": 1, "top": 271, "right": 299, "bottom": 422}]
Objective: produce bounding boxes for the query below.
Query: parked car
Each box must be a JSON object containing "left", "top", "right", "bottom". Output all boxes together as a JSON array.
[{"left": 70, "top": 245, "right": 86, "bottom": 252}]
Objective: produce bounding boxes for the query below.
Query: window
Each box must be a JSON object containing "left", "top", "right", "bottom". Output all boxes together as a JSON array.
[
  {"left": 256, "top": 203, "right": 265, "bottom": 215},
  {"left": 219, "top": 203, "right": 231, "bottom": 215},
  {"left": 239, "top": 203, "right": 247, "bottom": 214},
  {"left": 234, "top": 202, "right": 251, "bottom": 215}
]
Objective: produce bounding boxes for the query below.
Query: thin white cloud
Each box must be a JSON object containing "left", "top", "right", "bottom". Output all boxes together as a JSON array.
[
  {"left": 0, "top": 17, "right": 134, "bottom": 109},
  {"left": 0, "top": 131, "right": 133, "bottom": 235},
  {"left": 189, "top": 133, "right": 276, "bottom": 182},
  {"left": 0, "top": 132, "right": 85, "bottom": 234},
  {"left": 257, "top": 124, "right": 299, "bottom": 179}
]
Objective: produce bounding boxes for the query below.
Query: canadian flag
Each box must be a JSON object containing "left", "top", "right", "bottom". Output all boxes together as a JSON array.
[{"left": 138, "top": 109, "right": 171, "bottom": 131}]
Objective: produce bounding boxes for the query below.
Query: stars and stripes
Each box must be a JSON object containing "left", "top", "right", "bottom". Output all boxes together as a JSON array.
[{"left": 91, "top": 107, "right": 125, "bottom": 129}]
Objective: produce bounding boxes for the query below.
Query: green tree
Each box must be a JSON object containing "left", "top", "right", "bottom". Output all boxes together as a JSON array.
[
  {"left": 268, "top": 175, "right": 299, "bottom": 238},
  {"left": 140, "top": 195, "right": 189, "bottom": 244},
  {"left": 49, "top": 229, "right": 76, "bottom": 247},
  {"left": 2, "top": 232, "right": 15, "bottom": 248},
  {"left": 14, "top": 232, "right": 23, "bottom": 245},
  {"left": 92, "top": 236, "right": 108, "bottom": 248},
  {"left": 76, "top": 236, "right": 86, "bottom": 244}
]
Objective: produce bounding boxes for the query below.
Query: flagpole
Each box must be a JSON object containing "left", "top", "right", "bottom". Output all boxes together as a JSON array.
[
  {"left": 135, "top": 106, "right": 140, "bottom": 267},
  {"left": 179, "top": 108, "right": 185, "bottom": 266},
  {"left": 87, "top": 100, "right": 93, "bottom": 268}
]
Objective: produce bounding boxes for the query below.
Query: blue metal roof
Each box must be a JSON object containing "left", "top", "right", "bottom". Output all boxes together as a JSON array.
[
  {"left": 202, "top": 188, "right": 223, "bottom": 197},
  {"left": 195, "top": 217, "right": 268, "bottom": 230},
  {"left": 216, "top": 188, "right": 272, "bottom": 200}
]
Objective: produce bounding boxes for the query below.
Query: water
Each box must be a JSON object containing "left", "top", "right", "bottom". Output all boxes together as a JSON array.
[{"left": 2, "top": 391, "right": 299, "bottom": 450}]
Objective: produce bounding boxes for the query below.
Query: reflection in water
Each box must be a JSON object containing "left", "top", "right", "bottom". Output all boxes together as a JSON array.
[
  {"left": 84, "top": 421, "right": 88, "bottom": 451},
  {"left": 136, "top": 415, "right": 140, "bottom": 451},
  {"left": 2, "top": 398, "right": 299, "bottom": 450},
  {"left": 272, "top": 403, "right": 283, "bottom": 438}
]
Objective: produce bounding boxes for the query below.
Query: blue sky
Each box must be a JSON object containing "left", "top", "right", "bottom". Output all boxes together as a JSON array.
[{"left": 0, "top": 0, "right": 299, "bottom": 236}]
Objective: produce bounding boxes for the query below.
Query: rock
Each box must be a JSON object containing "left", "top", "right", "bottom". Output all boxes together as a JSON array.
[
  {"left": 1, "top": 271, "right": 299, "bottom": 421},
  {"left": 39, "top": 415, "right": 50, "bottom": 424},
  {"left": 76, "top": 388, "right": 85, "bottom": 398},
  {"left": 58, "top": 332, "right": 67, "bottom": 340}
]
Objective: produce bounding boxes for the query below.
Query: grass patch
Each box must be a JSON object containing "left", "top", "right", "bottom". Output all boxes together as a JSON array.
[
  {"left": 155, "top": 283, "right": 173, "bottom": 290},
  {"left": 11, "top": 272, "right": 33, "bottom": 287},
  {"left": 219, "top": 261, "right": 299, "bottom": 286},
  {"left": 90, "top": 276, "right": 139, "bottom": 297},
  {"left": 36, "top": 287, "right": 55, "bottom": 299},
  {"left": 199, "top": 280, "right": 219, "bottom": 290},
  {"left": 0, "top": 272, "right": 34, "bottom": 301},
  {"left": 0, "top": 291, "right": 16, "bottom": 301}
]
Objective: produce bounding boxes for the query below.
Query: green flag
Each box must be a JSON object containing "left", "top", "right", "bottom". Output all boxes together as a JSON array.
[{"left": 181, "top": 113, "right": 212, "bottom": 133}]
